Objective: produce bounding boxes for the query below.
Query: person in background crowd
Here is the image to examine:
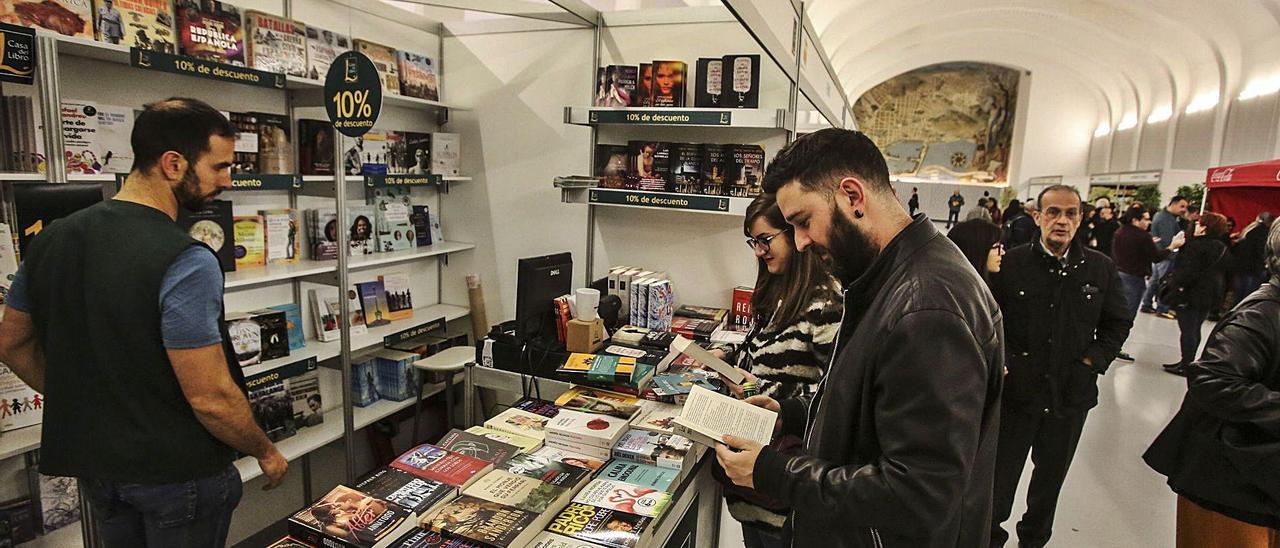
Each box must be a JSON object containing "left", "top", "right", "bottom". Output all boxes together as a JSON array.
[
  {"left": 1141, "top": 196, "right": 1191, "bottom": 318},
  {"left": 1003, "top": 198, "right": 1024, "bottom": 225},
  {"left": 948, "top": 219, "right": 1005, "bottom": 285},
  {"left": 1163, "top": 212, "right": 1231, "bottom": 376},
  {"left": 908, "top": 187, "right": 920, "bottom": 217},
  {"left": 1091, "top": 205, "right": 1121, "bottom": 256},
  {"left": 947, "top": 189, "right": 966, "bottom": 228},
  {"left": 722, "top": 194, "right": 843, "bottom": 548},
  {"left": 1005, "top": 201, "right": 1039, "bottom": 248},
  {"left": 715, "top": 129, "right": 1004, "bottom": 548},
  {"left": 1230, "top": 212, "right": 1275, "bottom": 307},
  {"left": 0, "top": 98, "right": 287, "bottom": 547},
  {"left": 989, "top": 185, "right": 1132, "bottom": 548},
  {"left": 1075, "top": 202, "right": 1097, "bottom": 249},
  {"left": 1144, "top": 219, "right": 1280, "bottom": 547},
  {"left": 967, "top": 198, "right": 994, "bottom": 222},
  {"left": 1112, "top": 207, "right": 1184, "bottom": 319},
  {"left": 986, "top": 196, "right": 1003, "bottom": 226}
]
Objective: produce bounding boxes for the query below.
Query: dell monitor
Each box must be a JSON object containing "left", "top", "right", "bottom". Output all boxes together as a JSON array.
[{"left": 515, "top": 252, "right": 572, "bottom": 344}]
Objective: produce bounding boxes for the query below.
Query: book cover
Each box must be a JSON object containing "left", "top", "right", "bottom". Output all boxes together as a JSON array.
[
  {"left": 463, "top": 426, "right": 541, "bottom": 453},
  {"left": 635, "top": 63, "right": 652, "bottom": 107},
  {"left": 594, "top": 145, "right": 628, "bottom": 190},
  {"left": 461, "top": 470, "right": 569, "bottom": 514},
  {"left": 230, "top": 111, "right": 259, "bottom": 174},
  {"left": 0, "top": 365, "right": 41, "bottom": 432},
  {"left": 174, "top": 0, "right": 244, "bottom": 66},
  {"left": 596, "top": 461, "right": 678, "bottom": 492},
  {"left": 725, "top": 144, "right": 765, "bottom": 198},
  {"left": 304, "top": 25, "right": 349, "bottom": 80},
  {"left": 430, "top": 133, "right": 459, "bottom": 176},
  {"left": 731, "top": 286, "right": 753, "bottom": 330},
  {"left": 392, "top": 444, "right": 493, "bottom": 489},
  {"left": 225, "top": 314, "right": 261, "bottom": 367},
  {"left": 309, "top": 288, "right": 339, "bottom": 342},
  {"left": 650, "top": 60, "right": 686, "bottom": 107},
  {"left": 627, "top": 141, "right": 668, "bottom": 192},
  {"left": 647, "top": 280, "right": 673, "bottom": 332},
  {"left": 287, "top": 368, "right": 323, "bottom": 427},
  {"left": 353, "top": 357, "right": 379, "bottom": 407},
  {"left": 669, "top": 142, "right": 702, "bottom": 194},
  {"left": 288, "top": 485, "right": 416, "bottom": 548},
  {"left": 428, "top": 213, "right": 443, "bottom": 244},
  {"left": 693, "top": 57, "right": 722, "bottom": 108},
  {"left": 553, "top": 387, "right": 639, "bottom": 421},
  {"left": 512, "top": 398, "right": 560, "bottom": 418},
  {"left": 611, "top": 430, "right": 691, "bottom": 471},
  {"left": 670, "top": 317, "right": 719, "bottom": 340},
  {"left": 437, "top": 429, "right": 517, "bottom": 465},
  {"left": 629, "top": 402, "right": 679, "bottom": 435},
  {"left": 723, "top": 54, "right": 760, "bottom": 108},
  {"left": 267, "top": 303, "right": 304, "bottom": 351},
  {"left": 649, "top": 370, "right": 716, "bottom": 398},
  {"left": 245, "top": 370, "right": 296, "bottom": 441},
  {"left": 373, "top": 349, "right": 419, "bottom": 402},
  {"left": 673, "top": 385, "right": 776, "bottom": 448},
  {"left": 59, "top": 100, "right": 99, "bottom": 175},
  {"left": 355, "top": 468, "right": 457, "bottom": 518},
  {"left": 179, "top": 199, "right": 235, "bottom": 272},
  {"left": 309, "top": 207, "right": 339, "bottom": 260},
  {"left": 573, "top": 479, "right": 670, "bottom": 518},
  {"left": 544, "top": 437, "right": 611, "bottom": 462},
  {"left": 545, "top": 503, "right": 651, "bottom": 548},
  {"left": 545, "top": 409, "right": 629, "bottom": 450},
  {"left": 0, "top": 224, "right": 17, "bottom": 309},
  {"left": 424, "top": 496, "right": 540, "bottom": 548},
  {"left": 250, "top": 308, "right": 290, "bottom": 361},
  {"left": 298, "top": 119, "right": 336, "bottom": 175},
  {"left": 529, "top": 446, "right": 604, "bottom": 472},
  {"left": 388, "top": 528, "right": 484, "bottom": 548},
  {"left": 410, "top": 205, "right": 433, "bottom": 247},
  {"left": 674, "top": 305, "right": 727, "bottom": 322},
  {"left": 397, "top": 50, "right": 439, "bottom": 101},
  {"left": 354, "top": 39, "right": 400, "bottom": 94},
  {"left": 256, "top": 112, "right": 293, "bottom": 174},
  {"left": 484, "top": 408, "right": 548, "bottom": 441},
  {"left": 95, "top": 103, "right": 134, "bottom": 174},
  {"left": 379, "top": 272, "right": 413, "bottom": 322},
  {"left": 366, "top": 186, "right": 414, "bottom": 253},
  {"left": 592, "top": 66, "right": 605, "bottom": 106},
  {"left": 38, "top": 475, "right": 79, "bottom": 534},
  {"left": 93, "top": 0, "right": 175, "bottom": 51},
  {"left": 699, "top": 144, "right": 726, "bottom": 196},
  {"left": 348, "top": 205, "right": 376, "bottom": 256},
  {"left": 233, "top": 215, "right": 266, "bottom": 269},
  {"left": 345, "top": 288, "right": 368, "bottom": 336},
  {"left": 357, "top": 280, "right": 392, "bottom": 327},
  {"left": 349, "top": 130, "right": 396, "bottom": 176},
  {"left": 2, "top": 0, "right": 91, "bottom": 37},
  {"left": 601, "top": 65, "right": 637, "bottom": 107},
  {"left": 400, "top": 131, "right": 431, "bottom": 176},
  {"left": 245, "top": 10, "right": 306, "bottom": 77},
  {"left": 260, "top": 208, "right": 298, "bottom": 264},
  {"left": 266, "top": 537, "right": 311, "bottom": 548},
  {"left": 531, "top": 532, "right": 610, "bottom": 548},
  {"left": 497, "top": 453, "right": 592, "bottom": 489}
]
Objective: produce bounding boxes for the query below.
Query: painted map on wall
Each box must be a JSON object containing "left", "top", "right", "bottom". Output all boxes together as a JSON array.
[{"left": 854, "top": 62, "right": 1019, "bottom": 184}]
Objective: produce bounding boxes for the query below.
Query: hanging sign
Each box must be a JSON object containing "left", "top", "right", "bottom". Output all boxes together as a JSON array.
[
  {"left": 325, "top": 51, "right": 382, "bottom": 137},
  {"left": 589, "top": 189, "right": 731, "bottom": 213},
  {"left": 588, "top": 109, "right": 731, "bottom": 126},
  {"left": 0, "top": 23, "right": 35, "bottom": 85},
  {"left": 130, "top": 49, "right": 285, "bottom": 89},
  {"left": 383, "top": 317, "right": 446, "bottom": 348},
  {"left": 364, "top": 174, "right": 442, "bottom": 188}
]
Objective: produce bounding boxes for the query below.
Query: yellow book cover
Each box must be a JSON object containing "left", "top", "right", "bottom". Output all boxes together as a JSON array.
[
  {"left": 558, "top": 353, "right": 637, "bottom": 375},
  {"left": 233, "top": 215, "right": 265, "bottom": 268}
]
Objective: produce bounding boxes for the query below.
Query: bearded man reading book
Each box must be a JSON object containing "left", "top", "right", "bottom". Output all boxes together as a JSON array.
[{"left": 714, "top": 129, "right": 1005, "bottom": 548}]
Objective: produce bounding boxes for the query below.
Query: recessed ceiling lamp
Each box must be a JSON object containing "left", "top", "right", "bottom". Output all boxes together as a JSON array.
[
  {"left": 1094, "top": 122, "right": 1111, "bottom": 137},
  {"left": 1147, "top": 106, "right": 1172, "bottom": 124},
  {"left": 1238, "top": 75, "right": 1280, "bottom": 100},
  {"left": 1185, "top": 91, "right": 1220, "bottom": 114},
  {"left": 1117, "top": 114, "right": 1137, "bottom": 131}
]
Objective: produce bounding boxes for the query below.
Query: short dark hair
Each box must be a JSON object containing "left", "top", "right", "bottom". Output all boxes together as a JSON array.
[
  {"left": 1123, "top": 206, "right": 1149, "bottom": 225},
  {"left": 1036, "top": 184, "right": 1082, "bottom": 207},
  {"left": 946, "top": 219, "right": 1003, "bottom": 281},
  {"left": 131, "top": 97, "right": 235, "bottom": 173},
  {"left": 1169, "top": 195, "right": 1188, "bottom": 206},
  {"left": 762, "top": 128, "right": 891, "bottom": 195}
]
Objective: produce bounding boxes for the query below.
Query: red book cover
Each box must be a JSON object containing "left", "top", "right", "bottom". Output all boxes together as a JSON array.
[
  {"left": 390, "top": 444, "right": 493, "bottom": 489},
  {"left": 731, "top": 286, "right": 754, "bottom": 330}
]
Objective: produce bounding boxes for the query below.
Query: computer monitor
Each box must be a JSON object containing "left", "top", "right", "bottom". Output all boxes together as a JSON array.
[{"left": 515, "top": 252, "right": 572, "bottom": 344}]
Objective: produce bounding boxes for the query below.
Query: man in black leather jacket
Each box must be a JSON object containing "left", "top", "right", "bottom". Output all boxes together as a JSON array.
[
  {"left": 988, "top": 185, "right": 1132, "bottom": 548},
  {"left": 715, "top": 129, "right": 1005, "bottom": 548}
]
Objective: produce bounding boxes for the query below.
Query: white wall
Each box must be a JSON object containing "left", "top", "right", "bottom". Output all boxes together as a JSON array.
[{"left": 1011, "top": 66, "right": 1096, "bottom": 194}]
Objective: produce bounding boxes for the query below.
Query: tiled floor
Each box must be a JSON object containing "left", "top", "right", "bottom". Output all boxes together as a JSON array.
[{"left": 718, "top": 312, "right": 1206, "bottom": 547}]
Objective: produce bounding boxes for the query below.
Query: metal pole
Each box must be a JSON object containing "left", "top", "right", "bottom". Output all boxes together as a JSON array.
[
  {"left": 301, "top": 453, "right": 313, "bottom": 505},
  {"left": 35, "top": 35, "right": 66, "bottom": 182},
  {"left": 787, "top": 6, "right": 803, "bottom": 144},
  {"left": 585, "top": 15, "right": 602, "bottom": 282},
  {"left": 335, "top": 136, "right": 355, "bottom": 484},
  {"left": 463, "top": 362, "right": 475, "bottom": 427}
]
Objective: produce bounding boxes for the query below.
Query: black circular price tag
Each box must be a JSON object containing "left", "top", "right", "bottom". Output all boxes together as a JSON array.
[{"left": 324, "top": 51, "right": 383, "bottom": 137}]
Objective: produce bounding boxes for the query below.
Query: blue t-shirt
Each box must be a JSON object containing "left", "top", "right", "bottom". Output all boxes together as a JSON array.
[{"left": 7, "top": 245, "right": 223, "bottom": 349}]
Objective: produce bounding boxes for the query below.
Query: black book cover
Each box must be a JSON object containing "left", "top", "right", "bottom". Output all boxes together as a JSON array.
[
  {"left": 246, "top": 373, "right": 297, "bottom": 442},
  {"left": 650, "top": 61, "right": 687, "bottom": 107},
  {"left": 545, "top": 503, "right": 651, "bottom": 548},
  {"left": 411, "top": 205, "right": 433, "bottom": 247},
  {"left": 387, "top": 528, "right": 483, "bottom": 548},
  {"left": 635, "top": 63, "right": 652, "bottom": 107},
  {"left": 178, "top": 199, "right": 235, "bottom": 272},
  {"left": 402, "top": 132, "right": 432, "bottom": 176},
  {"left": 670, "top": 143, "right": 702, "bottom": 194},
  {"left": 699, "top": 144, "right": 727, "bottom": 196},
  {"left": 10, "top": 182, "right": 104, "bottom": 254},
  {"left": 723, "top": 54, "right": 761, "bottom": 108},
  {"left": 594, "top": 145, "right": 629, "bottom": 190},
  {"left": 437, "top": 429, "right": 518, "bottom": 464},
  {"left": 694, "top": 58, "right": 723, "bottom": 108},
  {"left": 602, "top": 65, "right": 638, "bottom": 108},
  {"left": 298, "top": 119, "right": 336, "bottom": 175},
  {"left": 252, "top": 309, "right": 290, "bottom": 361},
  {"left": 726, "top": 144, "right": 765, "bottom": 198},
  {"left": 498, "top": 453, "right": 592, "bottom": 488},
  {"left": 355, "top": 468, "right": 456, "bottom": 517},
  {"left": 628, "top": 141, "right": 669, "bottom": 192}
]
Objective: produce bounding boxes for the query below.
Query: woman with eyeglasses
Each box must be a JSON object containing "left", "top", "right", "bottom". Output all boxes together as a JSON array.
[
  {"left": 947, "top": 218, "right": 1006, "bottom": 284},
  {"left": 718, "top": 193, "right": 842, "bottom": 548}
]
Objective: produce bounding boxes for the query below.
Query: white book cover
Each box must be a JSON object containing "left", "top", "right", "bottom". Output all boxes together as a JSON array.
[
  {"left": 0, "top": 224, "right": 18, "bottom": 311},
  {"left": 531, "top": 531, "right": 607, "bottom": 548},
  {"left": 260, "top": 209, "right": 298, "bottom": 264},
  {"left": 430, "top": 133, "right": 460, "bottom": 176},
  {"left": 546, "top": 409, "right": 629, "bottom": 449},
  {"left": 60, "top": 100, "right": 100, "bottom": 175},
  {"left": 485, "top": 408, "right": 549, "bottom": 441},
  {"left": 572, "top": 479, "right": 671, "bottom": 518},
  {"left": 673, "top": 385, "right": 776, "bottom": 448},
  {"left": 543, "top": 437, "right": 612, "bottom": 462},
  {"left": 630, "top": 401, "right": 680, "bottom": 435},
  {"left": 529, "top": 446, "right": 606, "bottom": 472},
  {"left": 303, "top": 25, "right": 349, "bottom": 81},
  {"left": 95, "top": 104, "right": 134, "bottom": 174},
  {"left": 0, "top": 364, "right": 41, "bottom": 432}
]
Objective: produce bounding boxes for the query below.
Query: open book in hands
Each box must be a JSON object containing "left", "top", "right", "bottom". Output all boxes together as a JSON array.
[{"left": 672, "top": 385, "right": 777, "bottom": 448}]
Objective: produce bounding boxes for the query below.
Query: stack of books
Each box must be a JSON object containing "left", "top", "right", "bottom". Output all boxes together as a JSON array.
[{"left": 544, "top": 409, "right": 630, "bottom": 461}]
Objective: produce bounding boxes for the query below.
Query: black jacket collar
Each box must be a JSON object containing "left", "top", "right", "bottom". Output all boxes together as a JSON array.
[{"left": 846, "top": 214, "right": 938, "bottom": 303}]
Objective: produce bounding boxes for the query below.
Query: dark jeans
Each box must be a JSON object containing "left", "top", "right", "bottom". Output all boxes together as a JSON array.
[
  {"left": 1119, "top": 272, "right": 1147, "bottom": 319},
  {"left": 1141, "top": 258, "right": 1174, "bottom": 312},
  {"left": 947, "top": 209, "right": 960, "bottom": 228},
  {"left": 82, "top": 464, "right": 242, "bottom": 548},
  {"left": 741, "top": 523, "right": 786, "bottom": 548},
  {"left": 1234, "top": 271, "right": 1265, "bottom": 307},
  {"left": 1176, "top": 305, "right": 1209, "bottom": 366},
  {"left": 991, "top": 407, "right": 1090, "bottom": 548}
]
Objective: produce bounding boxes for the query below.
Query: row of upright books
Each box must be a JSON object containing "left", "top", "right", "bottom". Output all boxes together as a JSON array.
[
  {"left": 275, "top": 386, "right": 705, "bottom": 548},
  {"left": 0, "top": 0, "right": 441, "bottom": 100},
  {"left": 592, "top": 55, "right": 760, "bottom": 109},
  {"left": 594, "top": 142, "right": 764, "bottom": 198}
]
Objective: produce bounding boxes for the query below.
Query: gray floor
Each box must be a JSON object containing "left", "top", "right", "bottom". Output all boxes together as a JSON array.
[{"left": 719, "top": 312, "right": 1205, "bottom": 547}]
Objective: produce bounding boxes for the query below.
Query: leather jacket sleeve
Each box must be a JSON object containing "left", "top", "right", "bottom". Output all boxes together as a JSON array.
[
  {"left": 1083, "top": 264, "right": 1132, "bottom": 374},
  {"left": 754, "top": 309, "right": 994, "bottom": 533},
  {"left": 1187, "top": 304, "right": 1280, "bottom": 438}
]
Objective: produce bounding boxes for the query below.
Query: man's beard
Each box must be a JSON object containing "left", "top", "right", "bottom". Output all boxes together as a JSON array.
[
  {"left": 817, "top": 205, "right": 880, "bottom": 285},
  {"left": 174, "top": 167, "right": 216, "bottom": 212}
]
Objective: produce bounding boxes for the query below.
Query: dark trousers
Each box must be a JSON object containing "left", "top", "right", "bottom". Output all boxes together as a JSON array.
[
  {"left": 1234, "top": 271, "right": 1265, "bottom": 308},
  {"left": 1119, "top": 272, "right": 1147, "bottom": 319},
  {"left": 991, "top": 407, "right": 1089, "bottom": 548},
  {"left": 1176, "top": 305, "right": 1209, "bottom": 366},
  {"left": 742, "top": 523, "right": 786, "bottom": 548},
  {"left": 1141, "top": 258, "right": 1174, "bottom": 312},
  {"left": 82, "top": 464, "right": 242, "bottom": 548},
  {"left": 947, "top": 209, "right": 960, "bottom": 228}
]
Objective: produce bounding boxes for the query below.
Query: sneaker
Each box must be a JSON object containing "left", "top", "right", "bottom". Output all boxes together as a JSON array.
[
  {"left": 1162, "top": 362, "right": 1188, "bottom": 376},
  {"left": 1157, "top": 311, "right": 1177, "bottom": 320},
  {"left": 1116, "top": 352, "right": 1135, "bottom": 362},
  {"left": 1140, "top": 307, "right": 1157, "bottom": 314}
]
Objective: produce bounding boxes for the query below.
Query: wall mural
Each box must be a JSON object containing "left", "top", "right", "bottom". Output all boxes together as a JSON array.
[{"left": 854, "top": 62, "right": 1020, "bottom": 184}]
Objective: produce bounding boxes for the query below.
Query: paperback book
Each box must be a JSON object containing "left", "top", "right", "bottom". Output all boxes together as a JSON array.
[
  {"left": 669, "top": 142, "right": 702, "bottom": 194},
  {"left": 635, "top": 63, "right": 652, "bottom": 107},
  {"left": 430, "top": 133, "right": 459, "bottom": 176},
  {"left": 348, "top": 205, "right": 376, "bottom": 256},
  {"left": 2, "top": 0, "right": 92, "bottom": 37},
  {"left": 94, "top": 0, "right": 176, "bottom": 51},
  {"left": 423, "top": 495, "right": 543, "bottom": 548},
  {"left": 256, "top": 112, "right": 293, "bottom": 174},
  {"left": 386, "top": 528, "right": 484, "bottom": 548},
  {"left": 287, "top": 367, "right": 323, "bottom": 427},
  {"left": 530, "top": 532, "right": 606, "bottom": 548},
  {"left": 725, "top": 144, "right": 765, "bottom": 198},
  {"left": 304, "top": 25, "right": 349, "bottom": 80},
  {"left": 693, "top": 57, "right": 723, "bottom": 108},
  {"left": 379, "top": 273, "right": 414, "bottom": 322},
  {"left": 700, "top": 144, "right": 726, "bottom": 196},
  {"left": 299, "top": 119, "right": 336, "bottom": 175},
  {"left": 354, "top": 468, "right": 457, "bottom": 518},
  {"left": 288, "top": 485, "right": 417, "bottom": 548},
  {"left": 611, "top": 430, "right": 693, "bottom": 472},
  {"left": 545, "top": 409, "right": 629, "bottom": 451},
  {"left": 179, "top": 199, "right": 235, "bottom": 272},
  {"left": 391, "top": 444, "right": 493, "bottom": 489},
  {"left": 596, "top": 461, "right": 679, "bottom": 492},
  {"left": 572, "top": 479, "right": 670, "bottom": 518},
  {"left": 307, "top": 208, "right": 339, "bottom": 260},
  {"left": 673, "top": 385, "right": 775, "bottom": 448},
  {"left": 594, "top": 145, "right": 629, "bottom": 190},
  {"left": 174, "top": 0, "right": 244, "bottom": 66},
  {"left": 461, "top": 470, "right": 571, "bottom": 514},
  {"left": 497, "top": 453, "right": 592, "bottom": 490},
  {"left": 245, "top": 368, "right": 296, "bottom": 441},
  {"left": 650, "top": 60, "right": 686, "bottom": 107},
  {"left": 600, "top": 65, "right": 637, "bottom": 107},
  {"left": 723, "top": 54, "right": 761, "bottom": 108},
  {"left": 245, "top": 11, "right": 307, "bottom": 77},
  {"left": 230, "top": 111, "right": 258, "bottom": 173},
  {"left": 397, "top": 51, "right": 439, "bottom": 101},
  {"left": 410, "top": 205, "right": 433, "bottom": 247},
  {"left": 357, "top": 280, "right": 392, "bottom": 327},
  {"left": 629, "top": 402, "right": 680, "bottom": 435},
  {"left": 628, "top": 141, "right": 668, "bottom": 192},
  {"left": 484, "top": 408, "right": 549, "bottom": 441},
  {"left": 545, "top": 502, "right": 653, "bottom": 548},
  {"left": 260, "top": 208, "right": 298, "bottom": 264},
  {"left": 94, "top": 103, "right": 134, "bottom": 174},
  {"left": 464, "top": 426, "right": 541, "bottom": 453},
  {"left": 513, "top": 398, "right": 561, "bottom": 418},
  {"left": 367, "top": 186, "right": 414, "bottom": 253},
  {"left": 436, "top": 429, "right": 518, "bottom": 465},
  {"left": 553, "top": 387, "right": 640, "bottom": 420},
  {"left": 355, "top": 39, "right": 400, "bottom": 95},
  {"left": 233, "top": 215, "right": 265, "bottom": 269},
  {"left": 529, "top": 446, "right": 605, "bottom": 472}
]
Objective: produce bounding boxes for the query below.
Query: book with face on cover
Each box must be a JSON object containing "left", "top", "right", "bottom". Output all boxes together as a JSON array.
[
  {"left": 287, "top": 485, "right": 418, "bottom": 548},
  {"left": 461, "top": 470, "right": 572, "bottom": 514},
  {"left": 530, "top": 446, "right": 605, "bottom": 472},
  {"left": 354, "top": 467, "right": 458, "bottom": 518},
  {"left": 572, "top": 479, "right": 671, "bottom": 518},
  {"left": 497, "top": 453, "right": 591, "bottom": 490},
  {"left": 463, "top": 426, "right": 541, "bottom": 453},
  {"left": 93, "top": 0, "right": 176, "bottom": 51},
  {"left": 174, "top": 0, "right": 244, "bottom": 66},
  {"left": 245, "top": 10, "right": 306, "bottom": 76},
  {"left": 391, "top": 444, "right": 493, "bottom": 489},
  {"left": 611, "top": 430, "right": 693, "bottom": 472},
  {"left": 483, "top": 408, "right": 549, "bottom": 441},
  {"left": 423, "top": 495, "right": 544, "bottom": 548},
  {"left": 304, "top": 25, "right": 349, "bottom": 80},
  {"left": 545, "top": 502, "right": 653, "bottom": 548}
]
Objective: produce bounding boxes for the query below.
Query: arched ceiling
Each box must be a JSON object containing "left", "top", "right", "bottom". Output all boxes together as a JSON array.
[{"left": 809, "top": 0, "right": 1280, "bottom": 131}]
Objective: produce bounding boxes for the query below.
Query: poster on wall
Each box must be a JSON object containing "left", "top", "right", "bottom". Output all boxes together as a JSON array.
[{"left": 854, "top": 62, "right": 1020, "bottom": 184}]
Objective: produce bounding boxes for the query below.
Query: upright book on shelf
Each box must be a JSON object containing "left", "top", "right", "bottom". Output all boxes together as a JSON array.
[
  {"left": 298, "top": 119, "right": 336, "bottom": 175},
  {"left": 260, "top": 208, "right": 298, "bottom": 264},
  {"left": 95, "top": 104, "right": 134, "bottom": 174},
  {"left": 723, "top": 54, "right": 761, "bottom": 108},
  {"left": 174, "top": 0, "right": 244, "bottom": 66},
  {"left": 93, "top": 0, "right": 176, "bottom": 52},
  {"left": 694, "top": 57, "right": 723, "bottom": 107},
  {"left": 356, "top": 280, "right": 392, "bottom": 328},
  {"left": 430, "top": 133, "right": 460, "bottom": 176},
  {"left": 725, "top": 144, "right": 765, "bottom": 198},
  {"left": 232, "top": 215, "right": 266, "bottom": 269},
  {"left": 2, "top": 0, "right": 92, "bottom": 37},
  {"left": 178, "top": 199, "right": 235, "bottom": 272},
  {"left": 594, "top": 145, "right": 629, "bottom": 190},
  {"left": 366, "top": 186, "right": 414, "bottom": 253},
  {"left": 256, "top": 112, "right": 293, "bottom": 174},
  {"left": 354, "top": 39, "right": 401, "bottom": 95},
  {"left": 307, "top": 207, "right": 339, "bottom": 260},
  {"left": 699, "top": 144, "right": 726, "bottom": 196},
  {"left": 397, "top": 51, "right": 439, "bottom": 101},
  {"left": 245, "top": 11, "right": 307, "bottom": 77},
  {"left": 304, "top": 25, "right": 349, "bottom": 80},
  {"left": 379, "top": 272, "right": 414, "bottom": 322},
  {"left": 650, "top": 60, "right": 687, "bottom": 107},
  {"left": 401, "top": 132, "right": 432, "bottom": 176},
  {"left": 348, "top": 205, "right": 376, "bottom": 256},
  {"left": 229, "top": 112, "right": 259, "bottom": 174}
]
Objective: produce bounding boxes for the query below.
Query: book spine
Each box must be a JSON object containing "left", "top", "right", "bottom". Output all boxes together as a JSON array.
[
  {"left": 612, "top": 447, "right": 658, "bottom": 467},
  {"left": 544, "top": 436, "right": 612, "bottom": 459}
]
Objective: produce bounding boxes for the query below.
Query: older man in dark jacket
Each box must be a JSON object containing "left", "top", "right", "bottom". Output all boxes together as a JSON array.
[
  {"left": 715, "top": 129, "right": 1004, "bottom": 548},
  {"left": 989, "top": 185, "right": 1133, "bottom": 548}
]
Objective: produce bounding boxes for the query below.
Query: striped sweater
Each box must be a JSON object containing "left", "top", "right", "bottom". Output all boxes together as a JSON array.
[{"left": 725, "top": 287, "right": 843, "bottom": 532}]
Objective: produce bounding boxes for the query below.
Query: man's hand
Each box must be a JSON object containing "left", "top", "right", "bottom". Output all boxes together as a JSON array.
[
  {"left": 714, "top": 435, "right": 764, "bottom": 489},
  {"left": 743, "top": 395, "right": 783, "bottom": 437},
  {"left": 259, "top": 448, "right": 288, "bottom": 490}
]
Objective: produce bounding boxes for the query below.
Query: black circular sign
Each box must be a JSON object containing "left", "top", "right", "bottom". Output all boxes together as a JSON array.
[{"left": 324, "top": 50, "right": 383, "bottom": 138}]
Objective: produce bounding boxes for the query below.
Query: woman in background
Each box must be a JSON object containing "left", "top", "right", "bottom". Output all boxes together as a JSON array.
[
  {"left": 1164, "top": 212, "right": 1231, "bottom": 376},
  {"left": 948, "top": 218, "right": 1005, "bottom": 285}
]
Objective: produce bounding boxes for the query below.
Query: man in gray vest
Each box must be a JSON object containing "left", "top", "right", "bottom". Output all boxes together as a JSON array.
[{"left": 0, "top": 98, "right": 287, "bottom": 547}]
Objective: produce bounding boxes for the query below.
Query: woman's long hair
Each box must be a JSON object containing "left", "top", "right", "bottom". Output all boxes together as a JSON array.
[
  {"left": 947, "top": 219, "right": 1003, "bottom": 282},
  {"left": 744, "top": 194, "right": 835, "bottom": 329}
]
